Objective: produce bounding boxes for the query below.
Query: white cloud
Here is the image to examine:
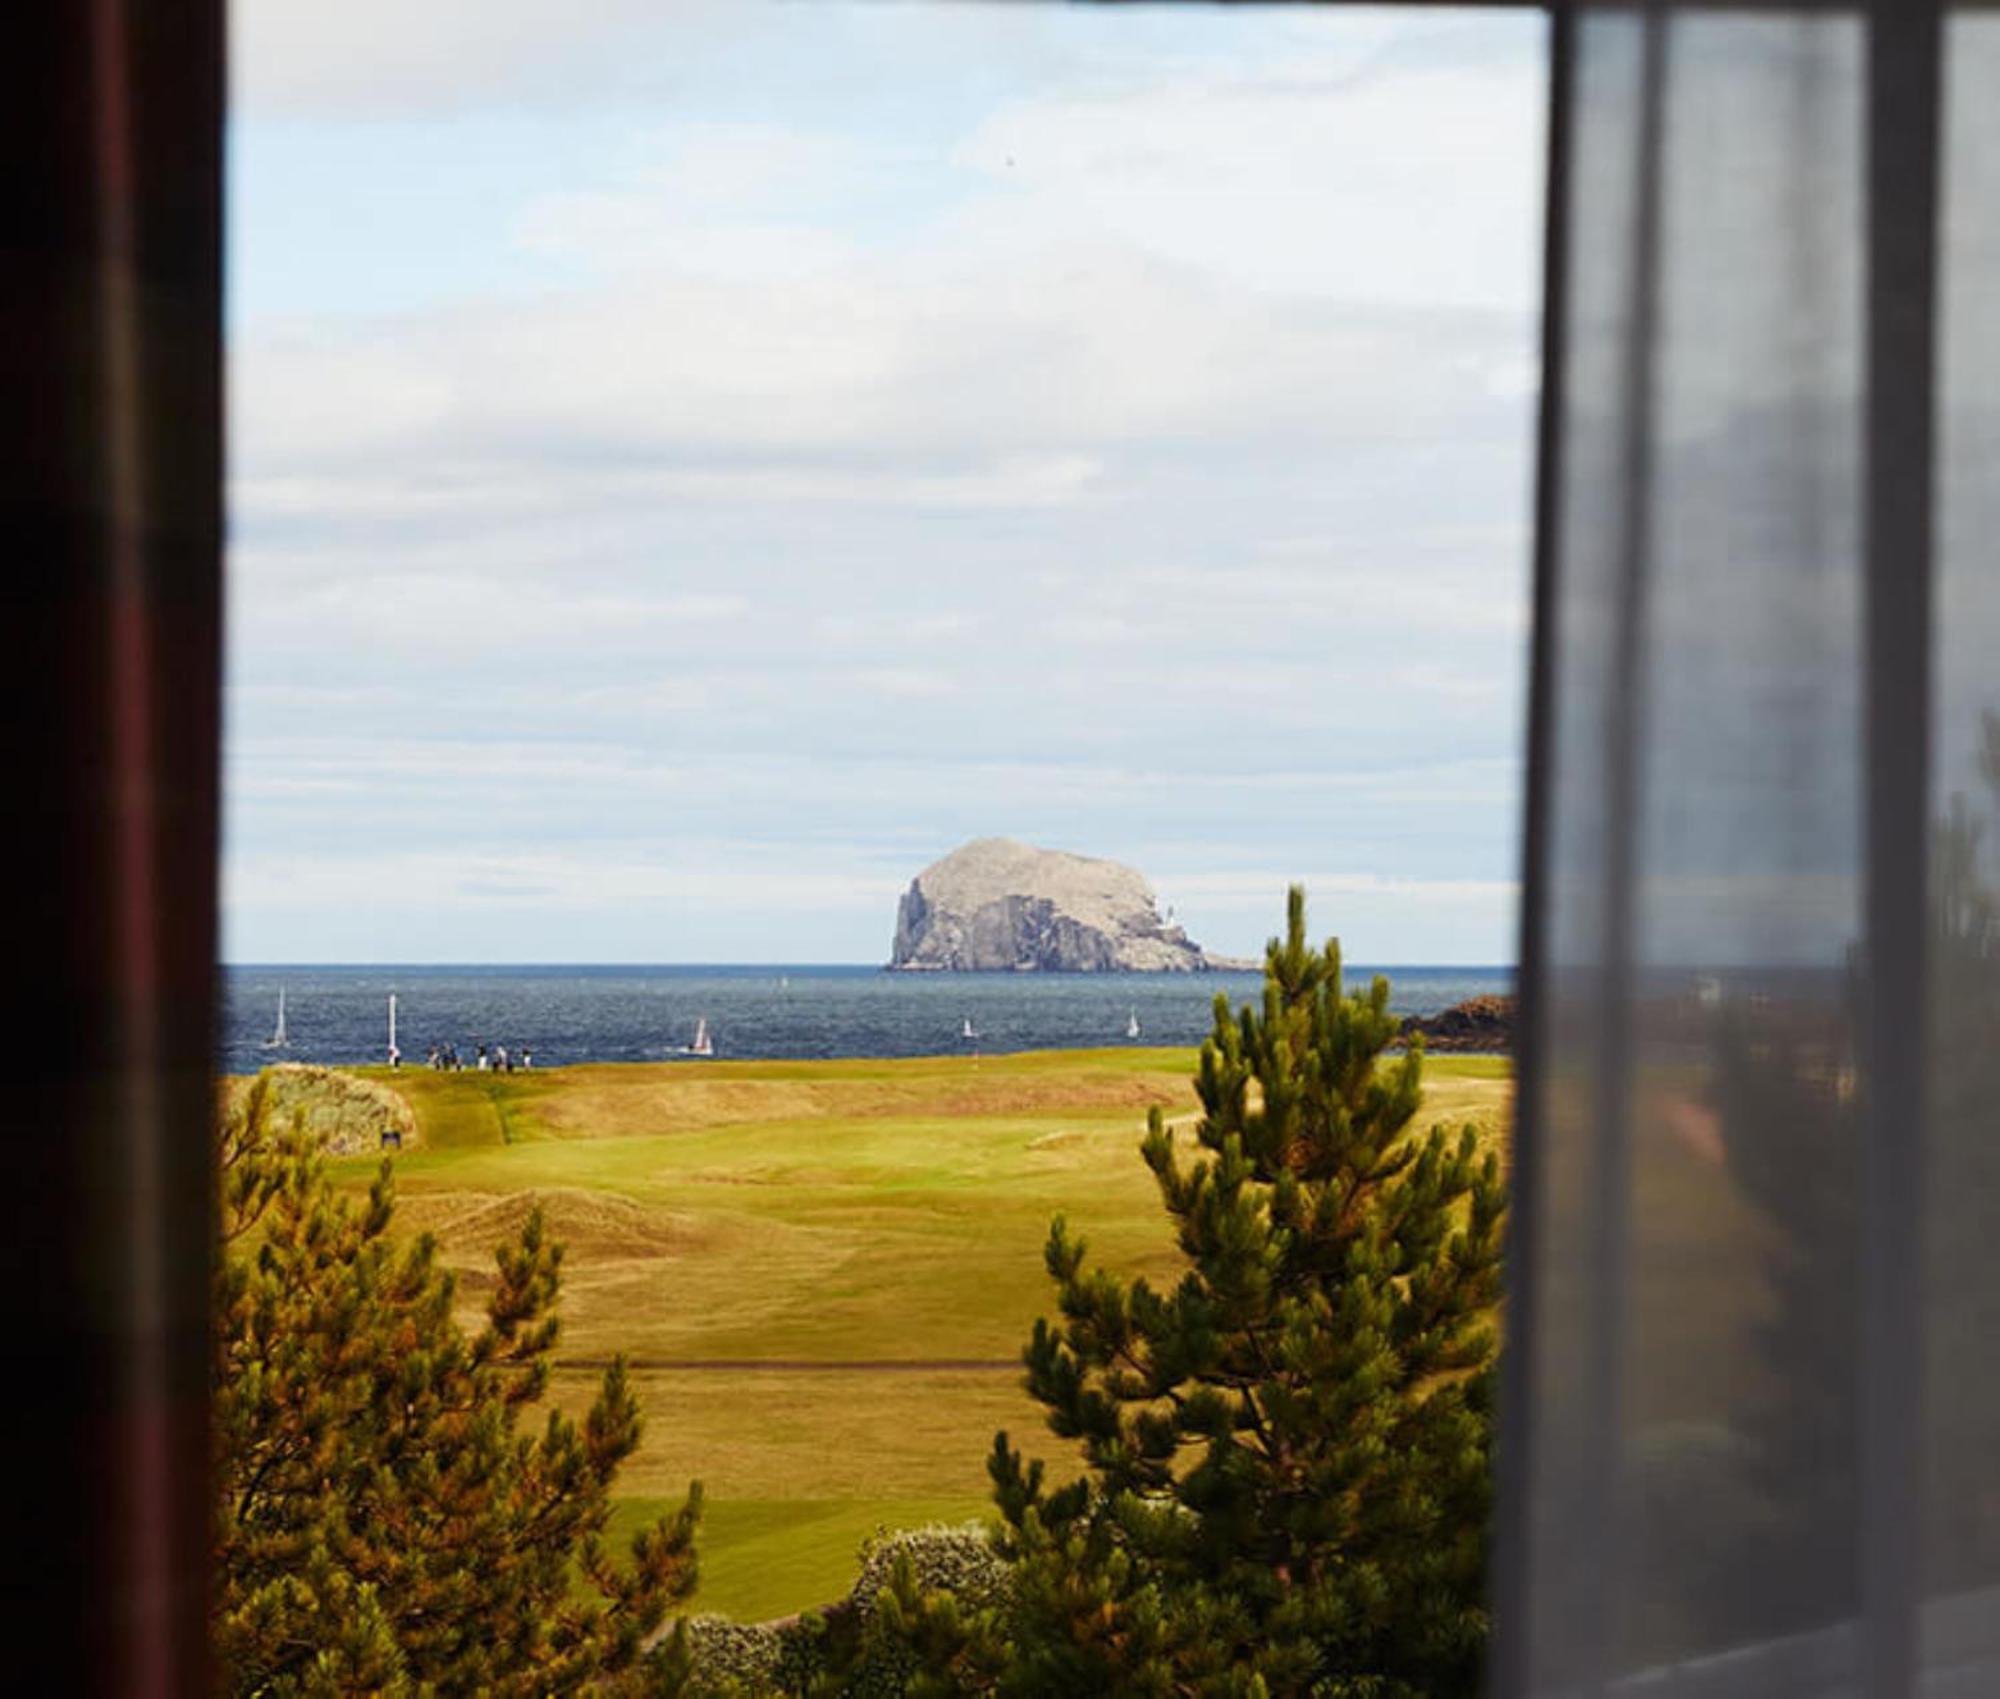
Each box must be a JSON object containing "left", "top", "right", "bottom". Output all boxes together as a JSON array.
[
  {"left": 227, "top": 845, "right": 904, "bottom": 914},
  {"left": 231, "top": 2, "right": 1510, "bottom": 122},
  {"left": 1158, "top": 870, "right": 1518, "bottom": 904},
  {"left": 510, "top": 122, "right": 886, "bottom": 281},
  {"left": 230, "top": 261, "right": 1524, "bottom": 496},
  {"left": 236, "top": 568, "right": 750, "bottom": 659},
  {"left": 845, "top": 668, "right": 959, "bottom": 701},
  {"left": 952, "top": 55, "right": 1545, "bottom": 312},
  {"left": 230, "top": 0, "right": 717, "bottom": 116}
]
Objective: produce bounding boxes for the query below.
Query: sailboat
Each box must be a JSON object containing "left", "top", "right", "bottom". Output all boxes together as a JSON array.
[
  {"left": 1126, "top": 1009, "right": 1141, "bottom": 1040},
  {"left": 262, "top": 986, "right": 290, "bottom": 1049},
  {"left": 961, "top": 1016, "right": 981, "bottom": 1041},
  {"left": 680, "top": 1017, "right": 715, "bottom": 1058}
]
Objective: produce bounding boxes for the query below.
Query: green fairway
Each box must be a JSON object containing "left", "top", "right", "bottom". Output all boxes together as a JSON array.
[
  {"left": 321, "top": 1047, "right": 1513, "bottom": 1618},
  {"left": 607, "top": 1497, "right": 990, "bottom": 1625}
]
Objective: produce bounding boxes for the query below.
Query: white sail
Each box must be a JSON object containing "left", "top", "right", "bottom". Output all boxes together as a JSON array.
[
  {"left": 263, "top": 986, "right": 289, "bottom": 1049},
  {"left": 689, "top": 1017, "right": 714, "bottom": 1057},
  {"left": 1127, "top": 1009, "right": 1140, "bottom": 1039}
]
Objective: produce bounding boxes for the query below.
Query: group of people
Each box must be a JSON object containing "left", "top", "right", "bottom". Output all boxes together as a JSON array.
[{"left": 426, "top": 1041, "right": 533, "bottom": 1073}]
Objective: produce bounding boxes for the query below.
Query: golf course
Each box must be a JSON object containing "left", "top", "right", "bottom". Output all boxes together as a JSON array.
[{"left": 311, "top": 1047, "right": 1515, "bottom": 1621}]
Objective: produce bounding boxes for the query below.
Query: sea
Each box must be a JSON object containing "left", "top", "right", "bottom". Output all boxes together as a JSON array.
[{"left": 218, "top": 965, "right": 1512, "bottom": 1075}]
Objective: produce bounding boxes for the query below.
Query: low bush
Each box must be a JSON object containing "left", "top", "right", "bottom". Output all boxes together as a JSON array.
[
  {"left": 676, "top": 1613, "right": 826, "bottom": 1696},
  {"left": 671, "top": 1522, "right": 1008, "bottom": 1698},
  {"left": 850, "top": 1524, "right": 1009, "bottom": 1622}
]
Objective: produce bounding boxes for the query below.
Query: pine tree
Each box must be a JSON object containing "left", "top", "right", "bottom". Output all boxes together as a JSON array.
[
  {"left": 213, "top": 1073, "right": 702, "bottom": 1697},
  {"left": 961, "top": 887, "right": 1507, "bottom": 1697}
]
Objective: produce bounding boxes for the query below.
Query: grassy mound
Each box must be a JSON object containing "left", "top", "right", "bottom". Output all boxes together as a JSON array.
[{"left": 228, "top": 1062, "right": 417, "bottom": 1156}]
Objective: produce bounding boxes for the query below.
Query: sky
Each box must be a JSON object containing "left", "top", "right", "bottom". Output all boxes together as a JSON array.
[{"left": 225, "top": 1, "right": 1547, "bottom": 966}]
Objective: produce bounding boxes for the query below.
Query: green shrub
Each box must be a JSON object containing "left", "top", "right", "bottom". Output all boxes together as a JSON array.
[
  {"left": 838, "top": 1525, "right": 1012, "bottom": 1698},
  {"left": 671, "top": 1522, "right": 1009, "bottom": 1698},
  {"left": 676, "top": 1613, "right": 827, "bottom": 1696},
  {"left": 850, "top": 1524, "right": 1010, "bottom": 1622}
]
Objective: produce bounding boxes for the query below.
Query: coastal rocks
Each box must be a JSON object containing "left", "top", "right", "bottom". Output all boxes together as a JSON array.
[
  {"left": 890, "top": 838, "right": 1223, "bottom": 972},
  {"left": 1399, "top": 994, "right": 1514, "bottom": 1053}
]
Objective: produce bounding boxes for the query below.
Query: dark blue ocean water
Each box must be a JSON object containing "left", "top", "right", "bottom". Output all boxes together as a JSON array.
[{"left": 219, "top": 965, "right": 1512, "bottom": 1075}]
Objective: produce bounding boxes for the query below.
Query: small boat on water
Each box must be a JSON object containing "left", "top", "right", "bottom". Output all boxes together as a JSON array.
[
  {"left": 1127, "top": 1009, "right": 1141, "bottom": 1040},
  {"left": 679, "top": 1017, "right": 715, "bottom": 1058},
  {"left": 262, "top": 986, "right": 290, "bottom": 1049},
  {"left": 961, "top": 1016, "right": 981, "bottom": 1041}
]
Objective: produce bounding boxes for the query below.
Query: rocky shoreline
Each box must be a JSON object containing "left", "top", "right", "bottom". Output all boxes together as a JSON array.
[{"left": 1398, "top": 994, "right": 1513, "bottom": 1054}]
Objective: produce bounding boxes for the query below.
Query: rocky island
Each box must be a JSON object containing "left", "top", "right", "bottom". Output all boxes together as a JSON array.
[{"left": 889, "top": 838, "right": 1243, "bottom": 972}]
